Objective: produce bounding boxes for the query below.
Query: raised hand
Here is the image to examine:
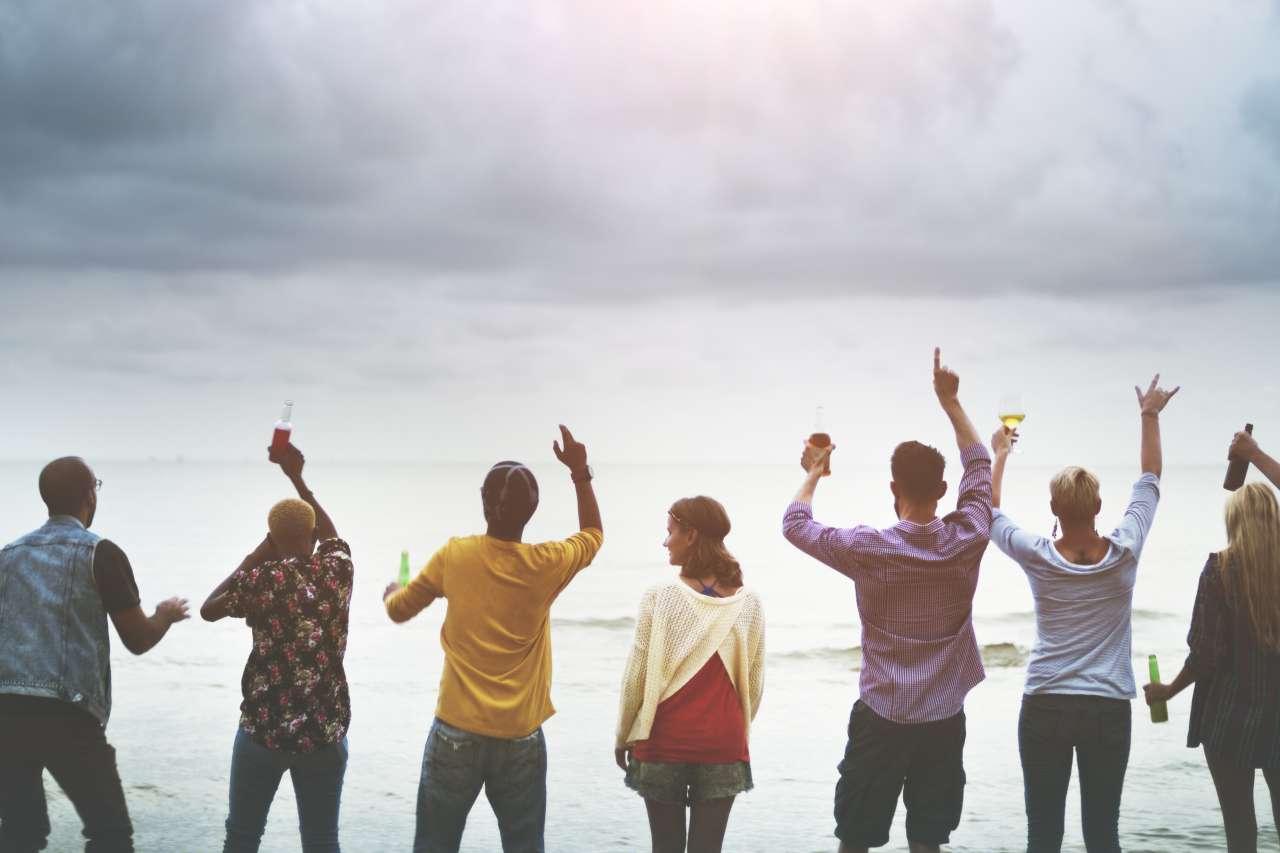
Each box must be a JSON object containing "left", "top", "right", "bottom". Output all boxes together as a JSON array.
[
  {"left": 1229, "top": 429, "right": 1259, "bottom": 464},
  {"left": 991, "top": 425, "right": 1018, "bottom": 457},
  {"left": 801, "top": 442, "right": 834, "bottom": 477},
  {"left": 933, "top": 347, "right": 960, "bottom": 407},
  {"left": 269, "top": 442, "right": 306, "bottom": 480},
  {"left": 1135, "top": 374, "right": 1180, "bottom": 417},
  {"left": 156, "top": 597, "right": 190, "bottom": 625},
  {"left": 552, "top": 424, "right": 588, "bottom": 473}
]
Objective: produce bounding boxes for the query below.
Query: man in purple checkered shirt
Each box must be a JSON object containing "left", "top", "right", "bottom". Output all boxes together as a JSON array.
[{"left": 782, "top": 348, "right": 993, "bottom": 853}]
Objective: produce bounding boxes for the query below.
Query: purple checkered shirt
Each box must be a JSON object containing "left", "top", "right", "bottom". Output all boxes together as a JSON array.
[{"left": 782, "top": 443, "right": 993, "bottom": 724}]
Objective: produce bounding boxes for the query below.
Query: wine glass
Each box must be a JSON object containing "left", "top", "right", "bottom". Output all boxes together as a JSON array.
[{"left": 997, "top": 393, "right": 1025, "bottom": 453}]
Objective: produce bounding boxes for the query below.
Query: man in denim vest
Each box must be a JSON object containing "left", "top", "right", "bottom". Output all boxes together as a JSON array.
[{"left": 0, "top": 457, "right": 190, "bottom": 852}]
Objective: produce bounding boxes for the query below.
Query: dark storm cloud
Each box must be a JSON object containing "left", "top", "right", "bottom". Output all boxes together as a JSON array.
[{"left": 0, "top": 0, "right": 1278, "bottom": 296}]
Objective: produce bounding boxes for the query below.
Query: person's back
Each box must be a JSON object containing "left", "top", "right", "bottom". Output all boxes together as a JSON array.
[
  {"left": 993, "top": 471, "right": 1159, "bottom": 698},
  {"left": 989, "top": 374, "right": 1177, "bottom": 853},
  {"left": 0, "top": 517, "right": 112, "bottom": 722},
  {"left": 426, "top": 530, "right": 602, "bottom": 738},
  {"left": 833, "top": 496, "right": 990, "bottom": 722},
  {"left": 200, "top": 443, "right": 353, "bottom": 852},
  {"left": 0, "top": 457, "right": 189, "bottom": 853},
  {"left": 781, "top": 349, "right": 991, "bottom": 853},
  {"left": 383, "top": 425, "right": 602, "bottom": 853}
]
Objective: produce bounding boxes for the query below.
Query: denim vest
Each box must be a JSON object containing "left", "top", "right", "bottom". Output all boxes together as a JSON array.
[{"left": 0, "top": 516, "right": 112, "bottom": 724}]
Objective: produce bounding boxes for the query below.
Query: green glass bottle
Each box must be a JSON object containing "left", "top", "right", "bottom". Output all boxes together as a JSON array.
[
  {"left": 398, "top": 550, "right": 411, "bottom": 587},
  {"left": 1148, "top": 655, "right": 1168, "bottom": 723}
]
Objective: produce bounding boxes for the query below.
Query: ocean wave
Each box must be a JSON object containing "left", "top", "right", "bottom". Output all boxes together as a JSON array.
[
  {"left": 772, "top": 642, "right": 1028, "bottom": 669},
  {"left": 980, "top": 608, "right": 1181, "bottom": 626}
]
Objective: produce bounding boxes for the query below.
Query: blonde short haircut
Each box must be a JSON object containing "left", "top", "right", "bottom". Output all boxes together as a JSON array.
[
  {"left": 1049, "top": 466, "right": 1101, "bottom": 521},
  {"left": 268, "top": 498, "right": 316, "bottom": 553}
]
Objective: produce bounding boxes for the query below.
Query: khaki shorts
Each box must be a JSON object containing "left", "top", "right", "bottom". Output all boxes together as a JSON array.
[{"left": 624, "top": 759, "right": 753, "bottom": 805}]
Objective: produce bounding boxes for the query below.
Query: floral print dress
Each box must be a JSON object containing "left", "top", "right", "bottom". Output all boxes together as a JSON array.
[{"left": 225, "top": 537, "right": 353, "bottom": 752}]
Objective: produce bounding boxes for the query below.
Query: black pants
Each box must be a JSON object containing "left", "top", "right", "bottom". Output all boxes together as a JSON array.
[
  {"left": 834, "top": 700, "right": 966, "bottom": 848},
  {"left": 1019, "top": 693, "right": 1130, "bottom": 853},
  {"left": 0, "top": 708, "right": 134, "bottom": 853}
]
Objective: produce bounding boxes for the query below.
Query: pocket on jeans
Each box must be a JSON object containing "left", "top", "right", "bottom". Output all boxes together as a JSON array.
[{"left": 425, "top": 724, "right": 480, "bottom": 789}]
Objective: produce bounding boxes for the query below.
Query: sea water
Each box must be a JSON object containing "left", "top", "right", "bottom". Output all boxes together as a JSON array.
[{"left": 1, "top": 459, "right": 1275, "bottom": 852}]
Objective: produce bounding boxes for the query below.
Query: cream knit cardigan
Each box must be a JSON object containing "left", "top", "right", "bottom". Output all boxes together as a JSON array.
[{"left": 616, "top": 581, "right": 765, "bottom": 749}]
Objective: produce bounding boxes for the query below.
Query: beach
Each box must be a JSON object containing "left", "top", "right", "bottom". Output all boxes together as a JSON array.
[{"left": 5, "top": 458, "right": 1276, "bottom": 852}]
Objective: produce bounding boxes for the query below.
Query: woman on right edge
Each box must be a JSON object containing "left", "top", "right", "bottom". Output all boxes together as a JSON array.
[
  {"left": 1144, "top": 430, "right": 1280, "bottom": 853},
  {"left": 989, "top": 375, "right": 1179, "bottom": 853},
  {"left": 615, "top": 496, "right": 765, "bottom": 853}
]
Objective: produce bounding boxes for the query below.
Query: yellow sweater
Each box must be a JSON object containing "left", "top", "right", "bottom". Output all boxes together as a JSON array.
[
  {"left": 616, "top": 581, "right": 766, "bottom": 749},
  {"left": 386, "top": 528, "right": 603, "bottom": 739}
]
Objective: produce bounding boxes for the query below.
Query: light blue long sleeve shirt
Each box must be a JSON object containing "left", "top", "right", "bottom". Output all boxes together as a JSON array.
[{"left": 990, "top": 473, "right": 1160, "bottom": 699}]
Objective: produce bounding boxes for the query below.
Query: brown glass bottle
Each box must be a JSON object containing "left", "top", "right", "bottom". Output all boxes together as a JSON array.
[{"left": 808, "top": 406, "right": 831, "bottom": 476}]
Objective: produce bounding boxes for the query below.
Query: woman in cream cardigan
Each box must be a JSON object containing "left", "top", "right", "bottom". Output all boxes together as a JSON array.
[{"left": 615, "top": 496, "right": 765, "bottom": 853}]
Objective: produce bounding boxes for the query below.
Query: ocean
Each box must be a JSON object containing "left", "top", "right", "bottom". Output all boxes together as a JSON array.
[{"left": 1, "top": 458, "right": 1275, "bottom": 852}]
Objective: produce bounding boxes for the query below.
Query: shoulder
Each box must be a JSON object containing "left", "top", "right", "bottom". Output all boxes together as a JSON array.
[
  {"left": 739, "top": 588, "right": 765, "bottom": 616},
  {"left": 645, "top": 581, "right": 685, "bottom": 603},
  {"left": 1202, "top": 552, "right": 1224, "bottom": 581},
  {"left": 95, "top": 539, "right": 127, "bottom": 561},
  {"left": 317, "top": 537, "right": 351, "bottom": 556}
]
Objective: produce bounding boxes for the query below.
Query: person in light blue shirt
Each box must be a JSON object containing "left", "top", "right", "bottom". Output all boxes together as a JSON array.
[{"left": 989, "top": 375, "right": 1179, "bottom": 853}]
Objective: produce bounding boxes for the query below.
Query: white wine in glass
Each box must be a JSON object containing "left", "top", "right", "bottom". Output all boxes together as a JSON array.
[{"left": 998, "top": 393, "right": 1026, "bottom": 452}]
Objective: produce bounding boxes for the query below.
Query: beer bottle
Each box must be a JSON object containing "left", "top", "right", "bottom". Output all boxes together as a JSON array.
[
  {"left": 1224, "top": 423, "right": 1254, "bottom": 491},
  {"left": 398, "top": 550, "right": 411, "bottom": 588},
  {"left": 1148, "top": 655, "right": 1169, "bottom": 723}
]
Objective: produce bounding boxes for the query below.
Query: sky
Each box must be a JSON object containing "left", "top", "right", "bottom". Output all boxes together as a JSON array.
[{"left": 2, "top": 0, "right": 1279, "bottom": 466}]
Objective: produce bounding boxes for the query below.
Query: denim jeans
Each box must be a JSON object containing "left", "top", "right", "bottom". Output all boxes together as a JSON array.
[
  {"left": 0, "top": 705, "right": 133, "bottom": 853},
  {"left": 1019, "top": 693, "right": 1131, "bottom": 853},
  {"left": 222, "top": 728, "right": 348, "bottom": 853},
  {"left": 414, "top": 718, "right": 547, "bottom": 853}
]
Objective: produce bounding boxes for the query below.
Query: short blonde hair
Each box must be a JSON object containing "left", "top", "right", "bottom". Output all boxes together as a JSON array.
[
  {"left": 1049, "top": 466, "right": 1101, "bottom": 521},
  {"left": 268, "top": 498, "right": 316, "bottom": 553}
]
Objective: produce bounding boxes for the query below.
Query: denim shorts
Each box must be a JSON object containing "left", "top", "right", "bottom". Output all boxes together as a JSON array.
[{"left": 624, "top": 759, "right": 753, "bottom": 805}]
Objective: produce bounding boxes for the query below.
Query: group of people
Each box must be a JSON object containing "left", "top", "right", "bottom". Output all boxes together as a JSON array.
[{"left": 0, "top": 349, "right": 1277, "bottom": 853}]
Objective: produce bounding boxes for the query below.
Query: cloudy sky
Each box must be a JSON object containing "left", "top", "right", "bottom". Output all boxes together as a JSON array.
[{"left": 2, "top": 0, "right": 1278, "bottom": 466}]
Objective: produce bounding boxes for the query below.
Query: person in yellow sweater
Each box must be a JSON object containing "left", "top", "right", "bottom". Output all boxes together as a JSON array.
[
  {"left": 615, "top": 496, "right": 765, "bottom": 853},
  {"left": 382, "top": 425, "right": 602, "bottom": 853}
]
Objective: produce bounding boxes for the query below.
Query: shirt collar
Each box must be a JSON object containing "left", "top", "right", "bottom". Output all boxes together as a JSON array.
[
  {"left": 895, "top": 517, "right": 944, "bottom": 534},
  {"left": 46, "top": 514, "right": 86, "bottom": 530}
]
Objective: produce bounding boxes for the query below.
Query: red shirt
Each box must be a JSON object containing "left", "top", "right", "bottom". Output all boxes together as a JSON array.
[{"left": 632, "top": 653, "right": 749, "bottom": 764}]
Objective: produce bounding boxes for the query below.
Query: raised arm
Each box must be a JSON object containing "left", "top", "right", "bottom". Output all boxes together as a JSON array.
[
  {"left": 201, "top": 534, "right": 276, "bottom": 622},
  {"left": 553, "top": 424, "right": 602, "bottom": 533},
  {"left": 273, "top": 444, "right": 337, "bottom": 541},
  {"left": 1135, "top": 374, "right": 1180, "bottom": 478},
  {"left": 990, "top": 425, "right": 1016, "bottom": 509},
  {"left": 933, "top": 348, "right": 981, "bottom": 452},
  {"left": 1231, "top": 431, "right": 1280, "bottom": 488}
]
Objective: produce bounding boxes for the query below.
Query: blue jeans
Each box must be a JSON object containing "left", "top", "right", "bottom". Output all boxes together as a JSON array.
[
  {"left": 414, "top": 718, "right": 547, "bottom": 853},
  {"left": 1019, "top": 694, "right": 1130, "bottom": 853},
  {"left": 222, "top": 728, "right": 348, "bottom": 853}
]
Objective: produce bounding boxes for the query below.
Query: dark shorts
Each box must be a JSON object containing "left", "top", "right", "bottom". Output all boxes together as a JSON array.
[
  {"left": 625, "top": 760, "right": 753, "bottom": 805},
  {"left": 834, "top": 700, "right": 966, "bottom": 848}
]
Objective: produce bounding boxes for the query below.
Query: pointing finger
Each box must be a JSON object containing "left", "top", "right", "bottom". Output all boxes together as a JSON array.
[
  {"left": 559, "top": 424, "right": 576, "bottom": 446},
  {"left": 1168, "top": 386, "right": 1180, "bottom": 399},
  {"left": 933, "top": 347, "right": 941, "bottom": 372}
]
